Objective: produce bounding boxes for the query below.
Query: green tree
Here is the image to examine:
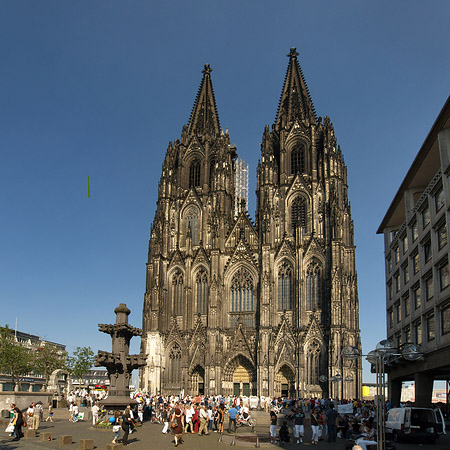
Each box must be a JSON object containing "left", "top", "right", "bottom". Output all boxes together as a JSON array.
[
  {"left": 34, "top": 343, "right": 67, "bottom": 390},
  {"left": 0, "top": 325, "right": 34, "bottom": 390},
  {"left": 66, "top": 346, "right": 94, "bottom": 390}
]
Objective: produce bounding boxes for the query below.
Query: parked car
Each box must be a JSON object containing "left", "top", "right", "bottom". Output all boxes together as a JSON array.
[{"left": 385, "top": 407, "right": 446, "bottom": 443}]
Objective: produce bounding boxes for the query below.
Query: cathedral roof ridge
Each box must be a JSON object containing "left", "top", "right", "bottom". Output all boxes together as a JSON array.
[
  {"left": 274, "top": 47, "right": 317, "bottom": 129},
  {"left": 187, "top": 63, "right": 221, "bottom": 140}
]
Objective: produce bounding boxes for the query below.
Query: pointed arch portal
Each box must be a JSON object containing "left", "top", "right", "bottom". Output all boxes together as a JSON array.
[
  {"left": 224, "top": 355, "right": 256, "bottom": 397},
  {"left": 275, "top": 364, "right": 295, "bottom": 398}
]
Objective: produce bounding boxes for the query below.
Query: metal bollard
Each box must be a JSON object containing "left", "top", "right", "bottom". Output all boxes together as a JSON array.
[
  {"left": 255, "top": 436, "right": 260, "bottom": 448},
  {"left": 218, "top": 432, "right": 223, "bottom": 442},
  {"left": 230, "top": 434, "right": 236, "bottom": 446}
]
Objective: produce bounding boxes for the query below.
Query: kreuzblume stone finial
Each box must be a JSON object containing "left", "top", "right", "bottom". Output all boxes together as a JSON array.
[
  {"left": 288, "top": 47, "right": 299, "bottom": 58},
  {"left": 202, "top": 63, "right": 213, "bottom": 75}
]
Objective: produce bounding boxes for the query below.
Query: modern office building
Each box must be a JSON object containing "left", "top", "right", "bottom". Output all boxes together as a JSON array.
[{"left": 377, "top": 97, "right": 450, "bottom": 407}]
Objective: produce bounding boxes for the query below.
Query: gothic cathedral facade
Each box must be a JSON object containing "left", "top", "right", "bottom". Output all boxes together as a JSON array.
[{"left": 141, "top": 49, "right": 362, "bottom": 399}]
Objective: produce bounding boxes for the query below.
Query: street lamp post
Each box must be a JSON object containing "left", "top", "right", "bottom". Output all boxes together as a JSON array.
[{"left": 342, "top": 341, "right": 422, "bottom": 450}]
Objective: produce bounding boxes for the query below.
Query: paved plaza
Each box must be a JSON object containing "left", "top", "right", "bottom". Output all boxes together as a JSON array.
[{"left": 1, "top": 408, "right": 450, "bottom": 450}]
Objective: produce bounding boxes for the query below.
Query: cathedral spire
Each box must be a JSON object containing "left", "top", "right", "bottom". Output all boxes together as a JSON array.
[
  {"left": 275, "top": 48, "right": 317, "bottom": 128},
  {"left": 187, "top": 64, "right": 221, "bottom": 139}
]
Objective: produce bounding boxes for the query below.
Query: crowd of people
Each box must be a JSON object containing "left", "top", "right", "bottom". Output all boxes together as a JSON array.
[{"left": 6, "top": 391, "right": 380, "bottom": 448}]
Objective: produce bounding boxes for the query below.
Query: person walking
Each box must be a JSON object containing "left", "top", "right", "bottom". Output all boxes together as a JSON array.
[
  {"left": 162, "top": 404, "right": 170, "bottom": 434},
  {"left": 293, "top": 407, "right": 305, "bottom": 444},
  {"left": 171, "top": 406, "right": 184, "bottom": 447},
  {"left": 218, "top": 404, "right": 225, "bottom": 434},
  {"left": 111, "top": 411, "right": 121, "bottom": 444},
  {"left": 122, "top": 405, "right": 133, "bottom": 446},
  {"left": 91, "top": 403, "right": 99, "bottom": 425},
  {"left": 46, "top": 404, "right": 54, "bottom": 422},
  {"left": 325, "top": 403, "right": 338, "bottom": 442},
  {"left": 269, "top": 410, "right": 277, "bottom": 444},
  {"left": 198, "top": 404, "right": 209, "bottom": 435},
  {"left": 227, "top": 404, "right": 238, "bottom": 433},
  {"left": 11, "top": 406, "right": 25, "bottom": 441},
  {"left": 310, "top": 408, "right": 320, "bottom": 445}
]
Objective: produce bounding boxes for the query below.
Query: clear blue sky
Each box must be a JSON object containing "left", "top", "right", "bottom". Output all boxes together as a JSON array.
[{"left": 1, "top": 1, "right": 449, "bottom": 384}]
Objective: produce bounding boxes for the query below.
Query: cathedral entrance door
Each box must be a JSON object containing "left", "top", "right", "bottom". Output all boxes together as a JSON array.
[
  {"left": 190, "top": 365, "right": 205, "bottom": 396},
  {"left": 275, "top": 365, "right": 295, "bottom": 398},
  {"left": 233, "top": 364, "right": 250, "bottom": 396}
]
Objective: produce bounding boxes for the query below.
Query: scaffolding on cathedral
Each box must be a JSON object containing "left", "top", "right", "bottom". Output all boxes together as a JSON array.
[{"left": 234, "top": 157, "right": 249, "bottom": 218}]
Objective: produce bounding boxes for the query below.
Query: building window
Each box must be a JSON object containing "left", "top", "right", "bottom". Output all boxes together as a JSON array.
[
  {"left": 413, "top": 285, "right": 421, "bottom": 310},
  {"left": 231, "top": 267, "right": 254, "bottom": 312},
  {"left": 388, "top": 308, "right": 394, "bottom": 329},
  {"left": 395, "top": 272, "right": 400, "bottom": 293},
  {"left": 291, "top": 196, "right": 307, "bottom": 237},
  {"left": 412, "top": 252, "right": 420, "bottom": 275},
  {"left": 278, "top": 262, "right": 293, "bottom": 311},
  {"left": 306, "top": 262, "right": 321, "bottom": 310},
  {"left": 189, "top": 159, "right": 201, "bottom": 188},
  {"left": 425, "top": 276, "right": 433, "bottom": 301},
  {"left": 172, "top": 271, "right": 184, "bottom": 316},
  {"left": 395, "top": 302, "right": 401, "bottom": 323},
  {"left": 394, "top": 247, "right": 400, "bottom": 264},
  {"left": 291, "top": 144, "right": 305, "bottom": 175},
  {"left": 437, "top": 223, "right": 447, "bottom": 250},
  {"left": 306, "top": 341, "right": 320, "bottom": 385},
  {"left": 387, "top": 282, "right": 393, "bottom": 301},
  {"left": 403, "top": 263, "right": 409, "bottom": 284},
  {"left": 387, "top": 257, "right": 392, "bottom": 274},
  {"left": 427, "top": 315, "right": 435, "bottom": 341},
  {"left": 439, "top": 261, "right": 449, "bottom": 291},
  {"left": 168, "top": 343, "right": 182, "bottom": 384},
  {"left": 423, "top": 239, "right": 432, "bottom": 264},
  {"left": 403, "top": 294, "right": 410, "bottom": 317},
  {"left": 411, "top": 220, "right": 419, "bottom": 242},
  {"left": 404, "top": 326, "right": 411, "bottom": 344},
  {"left": 435, "top": 186, "right": 445, "bottom": 212},
  {"left": 414, "top": 321, "right": 422, "bottom": 345},
  {"left": 422, "top": 205, "right": 430, "bottom": 229},
  {"left": 402, "top": 235, "right": 408, "bottom": 254},
  {"left": 185, "top": 206, "right": 199, "bottom": 245},
  {"left": 196, "top": 269, "right": 208, "bottom": 315},
  {"left": 442, "top": 304, "right": 450, "bottom": 335}
]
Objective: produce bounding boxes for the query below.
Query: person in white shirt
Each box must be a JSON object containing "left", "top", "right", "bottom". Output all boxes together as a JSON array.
[
  {"left": 91, "top": 403, "right": 99, "bottom": 425},
  {"left": 184, "top": 404, "right": 194, "bottom": 433},
  {"left": 198, "top": 404, "right": 209, "bottom": 436}
]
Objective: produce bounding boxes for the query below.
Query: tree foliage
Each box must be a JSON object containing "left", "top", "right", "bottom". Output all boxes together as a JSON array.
[
  {"left": 66, "top": 346, "right": 95, "bottom": 389},
  {"left": 34, "top": 343, "right": 67, "bottom": 388},
  {"left": 0, "top": 326, "right": 34, "bottom": 389}
]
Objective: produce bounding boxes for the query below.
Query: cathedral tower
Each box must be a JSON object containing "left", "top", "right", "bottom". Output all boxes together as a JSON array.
[{"left": 141, "top": 50, "right": 361, "bottom": 399}]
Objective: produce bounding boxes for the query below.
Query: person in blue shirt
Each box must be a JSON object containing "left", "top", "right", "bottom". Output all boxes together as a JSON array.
[{"left": 227, "top": 406, "right": 238, "bottom": 433}]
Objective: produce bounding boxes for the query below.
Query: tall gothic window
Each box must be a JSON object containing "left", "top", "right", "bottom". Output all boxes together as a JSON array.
[
  {"left": 189, "top": 159, "right": 201, "bottom": 188},
  {"left": 168, "top": 343, "right": 182, "bottom": 384},
  {"left": 306, "top": 341, "right": 320, "bottom": 385},
  {"left": 172, "top": 271, "right": 184, "bottom": 315},
  {"left": 209, "top": 158, "right": 216, "bottom": 188},
  {"left": 291, "top": 144, "right": 305, "bottom": 175},
  {"left": 291, "top": 196, "right": 307, "bottom": 237},
  {"left": 306, "top": 262, "right": 321, "bottom": 310},
  {"left": 231, "top": 267, "right": 254, "bottom": 312},
  {"left": 278, "top": 262, "right": 293, "bottom": 311},
  {"left": 196, "top": 269, "right": 208, "bottom": 315},
  {"left": 185, "top": 206, "right": 199, "bottom": 245}
]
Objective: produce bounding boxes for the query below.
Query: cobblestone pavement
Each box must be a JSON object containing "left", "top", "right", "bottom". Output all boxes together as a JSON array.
[{"left": 1, "top": 409, "right": 449, "bottom": 450}]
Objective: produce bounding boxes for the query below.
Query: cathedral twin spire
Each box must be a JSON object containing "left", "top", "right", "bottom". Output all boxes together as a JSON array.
[
  {"left": 187, "top": 48, "right": 316, "bottom": 138},
  {"left": 187, "top": 64, "right": 221, "bottom": 140}
]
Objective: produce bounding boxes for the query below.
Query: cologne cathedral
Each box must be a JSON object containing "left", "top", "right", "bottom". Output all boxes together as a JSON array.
[{"left": 141, "top": 48, "right": 362, "bottom": 399}]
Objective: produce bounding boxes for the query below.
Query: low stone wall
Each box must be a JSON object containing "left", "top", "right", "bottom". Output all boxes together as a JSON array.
[{"left": 0, "top": 391, "right": 53, "bottom": 413}]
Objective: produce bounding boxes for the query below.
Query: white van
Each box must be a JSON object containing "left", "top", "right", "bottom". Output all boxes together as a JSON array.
[{"left": 385, "top": 407, "right": 446, "bottom": 443}]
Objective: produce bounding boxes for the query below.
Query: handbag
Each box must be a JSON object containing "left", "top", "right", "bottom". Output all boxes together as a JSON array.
[
  {"left": 112, "top": 425, "right": 120, "bottom": 432},
  {"left": 5, "top": 423, "right": 14, "bottom": 433}
]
